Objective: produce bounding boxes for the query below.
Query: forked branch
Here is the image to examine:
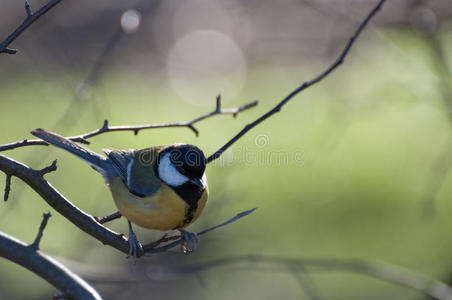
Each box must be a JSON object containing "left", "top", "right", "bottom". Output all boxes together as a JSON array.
[
  {"left": 0, "top": 0, "right": 65, "bottom": 54},
  {"left": 0, "top": 96, "right": 258, "bottom": 152}
]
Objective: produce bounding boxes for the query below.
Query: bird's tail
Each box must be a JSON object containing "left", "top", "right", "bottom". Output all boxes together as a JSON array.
[{"left": 31, "top": 128, "right": 114, "bottom": 177}]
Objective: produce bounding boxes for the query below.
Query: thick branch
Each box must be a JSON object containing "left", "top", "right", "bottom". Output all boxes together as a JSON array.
[
  {"left": 0, "top": 0, "right": 65, "bottom": 54},
  {"left": 206, "top": 0, "right": 386, "bottom": 163},
  {"left": 0, "top": 97, "right": 258, "bottom": 152},
  {"left": 0, "top": 231, "right": 101, "bottom": 300},
  {"left": 0, "top": 155, "right": 131, "bottom": 254}
]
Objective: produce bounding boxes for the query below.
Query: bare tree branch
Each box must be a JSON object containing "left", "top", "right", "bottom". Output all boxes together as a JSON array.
[
  {"left": 4, "top": 174, "right": 11, "bottom": 202},
  {"left": 206, "top": 0, "right": 386, "bottom": 163},
  {"left": 31, "top": 212, "right": 52, "bottom": 249},
  {"left": 0, "top": 0, "right": 65, "bottom": 54},
  {"left": 0, "top": 155, "right": 131, "bottom": 254},
  {"left": 142, "top": 207, "right": 257, "bottom": 253},
  {"left": 0, "top": 219, "right": 101, "bottom": 299},
  {"left": 0, "top": 96, "right": 258, "bottom": 152},
  {"left": 96, "top": 211, "right": 122, "bottom": 224}
]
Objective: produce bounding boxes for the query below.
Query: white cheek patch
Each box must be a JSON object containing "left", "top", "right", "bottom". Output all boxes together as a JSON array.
[
  {"left": 200, "top": 172, "right": 207, "bottom": 187},
  {"left": 158, "top": 153, "right": 189, "bottom": 187},
  {"left": 126, "top": 158, "right": 134, "bottom": 187}
]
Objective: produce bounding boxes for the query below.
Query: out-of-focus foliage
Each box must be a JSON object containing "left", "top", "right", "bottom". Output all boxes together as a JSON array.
[{"left": 0, "top": 0, "right": 451, "bottom": 299}]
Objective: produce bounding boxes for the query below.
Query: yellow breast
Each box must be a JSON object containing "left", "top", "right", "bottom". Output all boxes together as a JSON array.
[{"left": 108, "top": 177, "right": 208, "bottom": 231}]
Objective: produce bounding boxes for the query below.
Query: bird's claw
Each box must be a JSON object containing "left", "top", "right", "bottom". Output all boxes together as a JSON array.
[
  {"left": 127, "top": 231, "right": 143, "bottom": 263},
  {"left": 179, "top": 230, "right": 199, "bottom": 254}
]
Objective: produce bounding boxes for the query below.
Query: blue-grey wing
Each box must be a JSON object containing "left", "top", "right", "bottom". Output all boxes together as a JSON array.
[{"left": 103, "top": 149, "right": 160, "bottom": 197}]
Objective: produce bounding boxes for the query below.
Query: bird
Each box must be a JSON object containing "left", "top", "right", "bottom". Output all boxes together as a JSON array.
[{"left": 31, "top": 128, "right": 209, "bottom": 259}]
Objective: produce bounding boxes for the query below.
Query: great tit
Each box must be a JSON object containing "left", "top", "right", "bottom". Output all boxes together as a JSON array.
[{"left": 31, "top": 128, "right": 208, "bottom": 258}]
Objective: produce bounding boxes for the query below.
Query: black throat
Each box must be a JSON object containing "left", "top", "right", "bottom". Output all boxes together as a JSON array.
[{"left": 171, "top": 182, "right": 205, "bottom": 227}]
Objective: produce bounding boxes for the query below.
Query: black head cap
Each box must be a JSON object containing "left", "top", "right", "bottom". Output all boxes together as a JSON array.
[{"left": 162, "top": 144, "right": 206, "bottom": 178}]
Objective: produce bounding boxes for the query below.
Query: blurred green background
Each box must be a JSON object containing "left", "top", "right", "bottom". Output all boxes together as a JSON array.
[{"left": 1, "top": 0, "right": 452, "bottom": 299}]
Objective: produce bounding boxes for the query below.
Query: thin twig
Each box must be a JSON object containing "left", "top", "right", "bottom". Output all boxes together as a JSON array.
[
  {"left": 37, "top": 160, "right": 57, "bottom": 176},
  {"left": 95, "top": 211, "right": 122, "bottom": 224},
  {"left": 0, "top": 230, "right": 101, "bottom": 299},
  {"left": 0, "top": 97, "right": 258, "bottom": 152},
  {"left": 4, "top": 174, "right": 11, "bottom": 202},
  {"left": 143, "top": 207, "right": 257, "bottom": 253},
  {"left": 0, "top": 0, "right": 65, "bottom": 54},
  {"left": 206, "top": 0, "right": 386, "bottom": 163},
  {"left": 31, "top": 212, "right": 52, "bottom": 249}
]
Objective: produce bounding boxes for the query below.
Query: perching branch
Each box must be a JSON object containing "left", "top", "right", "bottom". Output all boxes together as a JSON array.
[
  {"left": 0, "top": 153, "right": 255, "bottom": 257},
  {"left": 0, "top": 217, "right": 101, "bottom": 300},
  {"left": 206, "top": 0, "right": 386, "bottom": 163},
  {"left": 0, "top": 155, "right": 130, "bottom": 254},
  {"left": 0, "top": 0, "right": 65, "bottom": 54},
  {"left": 0, "top": 96, "right": 258, "bottom": 152},
  {"left": 142, "top": 207, "right": 257, "bottom": 253}
]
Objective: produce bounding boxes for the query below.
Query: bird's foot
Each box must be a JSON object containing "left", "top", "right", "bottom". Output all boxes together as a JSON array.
[
  {"left": 127, "top": 221, "right": 143, "bottom": 263},
  {"left": 179, "top": 229, "right": 199, "bottom": 254}
]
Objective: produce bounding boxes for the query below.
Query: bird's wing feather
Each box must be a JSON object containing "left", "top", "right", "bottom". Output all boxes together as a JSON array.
[{"left": 104, "top": 148, "right": 162, "bottom": 197}]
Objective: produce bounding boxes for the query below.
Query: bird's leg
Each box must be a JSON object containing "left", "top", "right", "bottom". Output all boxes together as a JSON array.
[
  {"left": 127, "top": 220, "right": 143, "bottom": 262},
  {"left": 178, "top": 229, "right": 199, "bottom": 254}
]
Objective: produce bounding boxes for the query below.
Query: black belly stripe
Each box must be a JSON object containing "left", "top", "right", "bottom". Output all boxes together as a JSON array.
[{"left": 171, "top": 182, "right": 205, "bottom": 228}]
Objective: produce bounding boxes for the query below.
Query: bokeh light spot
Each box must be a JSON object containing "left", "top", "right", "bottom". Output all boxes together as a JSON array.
[
  {"left": 120, "top": 9, "right": 141, "bottom": 34},
  {"left": 167, "top": 30, "right": 247, "bottom": 106}
]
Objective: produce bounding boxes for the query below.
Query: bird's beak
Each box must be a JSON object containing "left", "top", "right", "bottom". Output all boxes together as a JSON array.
[{"left": 190, "top": 178, "right": 204, "bottom": 188}]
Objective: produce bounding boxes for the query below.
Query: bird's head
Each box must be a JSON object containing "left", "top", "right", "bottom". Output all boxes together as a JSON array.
[{"left": 157, "top": 144, "right": 207, "bottom": 188}]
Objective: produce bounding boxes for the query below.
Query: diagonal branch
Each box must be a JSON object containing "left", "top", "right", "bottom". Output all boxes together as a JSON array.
[
  {"left": 206, "top": 0, "right": 386, "bottom": 163},
  {"left": 0, "top": 0, "right": 65, "bottom": 54},
  {"left": 0, "top": 96, "right": 258, "bottom": 152},
  {"left": 0, "top": 155, "right": 131, "bottom": 254}
]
